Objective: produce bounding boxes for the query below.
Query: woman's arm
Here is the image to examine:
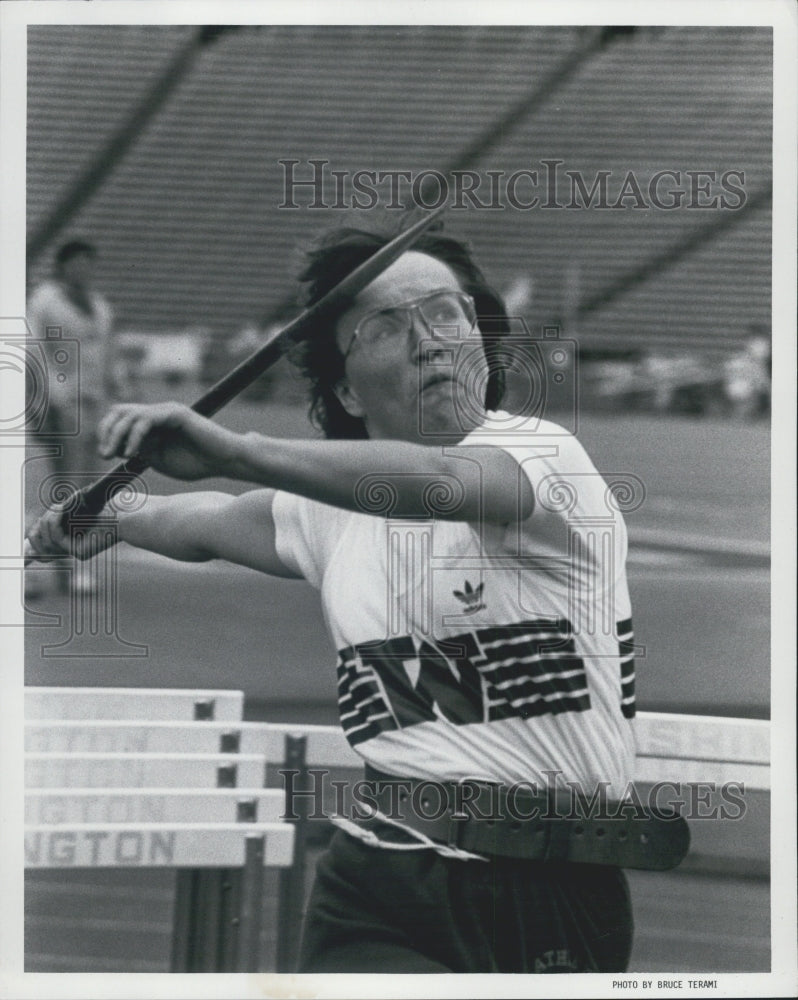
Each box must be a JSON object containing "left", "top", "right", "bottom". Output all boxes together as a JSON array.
[
  {"left": 27, "top": 488, "right": 299, "bottom": 578},
  {"left": 97, "top": 403, "right": 534, "bottom": 524},
  {"left": 229, "top": 435, "right": 533, "bottom": 524}
]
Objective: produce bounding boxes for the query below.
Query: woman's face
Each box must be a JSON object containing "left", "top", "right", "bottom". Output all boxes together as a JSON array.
[{"left": 333, "top": 251, "right": 489, "bottom": 444}]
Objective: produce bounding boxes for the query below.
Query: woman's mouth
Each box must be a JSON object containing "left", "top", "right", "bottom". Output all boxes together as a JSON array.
[{"left": 422, "top": 373, "right": 455, "bottom": 391}]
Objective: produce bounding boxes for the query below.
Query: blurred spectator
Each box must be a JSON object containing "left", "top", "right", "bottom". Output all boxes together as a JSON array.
[
  {"left": 723, "top": 331, "right": 771, "bottom": 419},
  {"left": 639, "top": 353, "right": 676, "bottom": 412},
  {"left": 25, "top": 239, "right": 128, "bottom": 596}
]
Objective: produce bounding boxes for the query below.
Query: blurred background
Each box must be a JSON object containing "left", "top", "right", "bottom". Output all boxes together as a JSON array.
[
  {"left": 23, "top": 24, "right": 772, "bottom": 974},
  {"left": 26, "top": 25, "right": 771, "bottom": 416}
]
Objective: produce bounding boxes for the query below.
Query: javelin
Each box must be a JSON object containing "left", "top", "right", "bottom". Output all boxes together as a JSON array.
[{"left": 24, "top": 204, "right": 446, "bottom": 559}]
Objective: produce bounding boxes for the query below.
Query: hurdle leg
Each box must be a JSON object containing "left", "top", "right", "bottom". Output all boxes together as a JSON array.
[
  {"left": 236, "top": 833, "right": 266, "bottom": 972},
  {"left": 171, "top": 867, "right": 241, "bottom": 972},
  {"left": 275, "top": 734, "right": 309, "bottom": 972},
  {"left": 170, "top": 869, "right": 197, "bottom": 971}
]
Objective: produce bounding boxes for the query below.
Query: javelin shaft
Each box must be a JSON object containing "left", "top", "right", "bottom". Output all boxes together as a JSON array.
[{"left": 36, "top": 206, "right": 446, "bottom": 533}]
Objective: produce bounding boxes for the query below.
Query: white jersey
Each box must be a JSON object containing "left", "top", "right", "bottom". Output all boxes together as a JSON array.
[{"left": 273, "top": 414, "right": 636, "bottom": 802}]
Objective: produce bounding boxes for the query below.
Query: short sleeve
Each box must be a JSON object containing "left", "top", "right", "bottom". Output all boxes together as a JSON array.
[
  {"left": 459, "top": 413, "right": 628, "bottom": 575},
  {"left": 271, "top": 491, "right": 351, "bottom": 589},
  {"left": 460, "top": 412, "right": 606, "bottom": 517}
]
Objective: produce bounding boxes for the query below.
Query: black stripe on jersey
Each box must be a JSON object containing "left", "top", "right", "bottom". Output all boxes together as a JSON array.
[
  {"left": 618, "top": 618, "right": 636, "bottom": 719},
  {"left": 474, "top": 618, "right": 575, "bottom": 655},
  {"left": 337, "top": 648, "right": 402, "bottom": 745},
  {"left": 480, "top": 642, "right": 582, "bottom": 683},
  {"left": 338, "top": 702, "right": 396, "bottom": 744},
  {"left": 487, "top": 662, "right": 588, "bottom": 698},
  {"left": 481, "top": 669, "right": 590, "bottom": 721},
  {"left": 476, "top": 617, "right": 572, "bottom": 642},
  {"left": 488, "top": 690, "right": 592, "bottom": 721},
  {"left": 473, "top": 620, "right": 591, "bottom": 721}
]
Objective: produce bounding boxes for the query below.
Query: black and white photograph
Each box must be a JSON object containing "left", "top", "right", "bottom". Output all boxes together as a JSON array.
[{"left": 0, "top": 1, "right": 795, "bottom": 998}]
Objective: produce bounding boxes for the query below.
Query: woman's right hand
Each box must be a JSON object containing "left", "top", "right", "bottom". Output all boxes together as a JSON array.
[
  {"left": 26, "top": 505, "right": 74, "bottom": 560},
  {"left": 26, "top": 503, "right": 121, "bottom": 563},
  {"left": 97, "top": 402, "right": 238, "bottom": 481}
]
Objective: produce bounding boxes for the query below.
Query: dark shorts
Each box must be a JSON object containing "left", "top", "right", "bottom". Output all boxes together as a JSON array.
[{"left": 298, "top": 827, "right": 634, "bottom": 974}]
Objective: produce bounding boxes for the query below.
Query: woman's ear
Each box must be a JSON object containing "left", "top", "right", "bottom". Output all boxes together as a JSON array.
[{"left": 333, "top": 377, "right": 366, "bottom": 418}]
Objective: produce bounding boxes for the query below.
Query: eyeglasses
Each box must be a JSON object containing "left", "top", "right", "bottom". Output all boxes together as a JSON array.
[{"left": 343, "top": 289, "right": 477, "bottom": 360}]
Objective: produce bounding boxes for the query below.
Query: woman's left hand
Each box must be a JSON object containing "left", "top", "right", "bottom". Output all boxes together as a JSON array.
[{"left": 97, "top": 401, "right": 239, "bottom": 481}]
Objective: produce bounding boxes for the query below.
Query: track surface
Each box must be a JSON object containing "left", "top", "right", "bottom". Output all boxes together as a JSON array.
[{"left": 24, "top": 864, "right": 771, "bottom": 974}]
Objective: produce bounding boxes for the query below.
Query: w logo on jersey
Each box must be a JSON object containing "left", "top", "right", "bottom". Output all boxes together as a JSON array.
[
  {"left": 336, "top": 618, "right": 593, "bottom": 746},
  {"left": 452, "top": 581, "right": 485, "bottom": 614}
]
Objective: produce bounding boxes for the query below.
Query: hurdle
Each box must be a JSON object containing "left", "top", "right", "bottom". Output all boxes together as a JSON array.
[
  {"left": 24, "top": 713, "right": 769, "bottom": 787},
  {"left": 24, "top": 822, "right": 293, "bottom": 869},
  {"left": 24, "top": 686, "right": 771, "bottom": 972},
  {"left": 25, "top": 788, "right": 285, "bottom": 825},
  {"left": 25, "top": 718, "right": 363, "bottom": 764},
  {"left": 633, "top": 712, "right": 770, "bottom": 788},
  {"left": 23, "top": 687, "right": 298, "bottom": 972},
  {"left": 24, "top": 686, "right": 244, "bottom": 721},
  {"left": 23, "top": 705, "right": 363, "bottom": 972},
  {"left": 25, "top": 751, "right": 269, "bottom": 789}
]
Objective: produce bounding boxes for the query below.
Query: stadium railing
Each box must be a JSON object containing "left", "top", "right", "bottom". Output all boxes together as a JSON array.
[{"left": 24, "top": 686, "right": 770, "bottom": 972}]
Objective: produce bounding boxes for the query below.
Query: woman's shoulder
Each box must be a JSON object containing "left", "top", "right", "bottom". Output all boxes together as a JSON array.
[{"left": 461, "top": 411, "right": 577, "bottom": 445}]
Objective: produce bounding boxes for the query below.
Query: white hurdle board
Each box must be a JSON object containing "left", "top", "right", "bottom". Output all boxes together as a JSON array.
[
  {"left": 25, "top": 788, "right": 284, "bottom": 825},
  {"left": 25, "top": 720, "right": 363, "bottom": 767},
  {"left": 24, "top": 822, "right": 294, "bottom": 869},
  {"left": 24, "top": 687, "right": 244, "bottom": 721},
  {"left": 633, "top": 712, "right": 770, "bottom": 789},
  {"left": 25, "top": 713, "right": 770, "bottom": 788},
  {"left": 25, "top": 752, "right": 267, "bottom": 789}
]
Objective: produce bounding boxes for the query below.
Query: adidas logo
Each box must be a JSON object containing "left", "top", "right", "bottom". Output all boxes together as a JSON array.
[{"left": 453, "top": 581, "right": 486, "bottom": 615}]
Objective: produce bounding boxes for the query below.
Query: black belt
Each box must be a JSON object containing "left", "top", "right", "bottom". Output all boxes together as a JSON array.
[{"left": 362, "top": 766, "right": 690, "bottom": 871}]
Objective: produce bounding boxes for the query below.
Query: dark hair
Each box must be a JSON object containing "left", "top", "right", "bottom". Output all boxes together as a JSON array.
[
  {"left": 55, "top": 239, "right": 97, "bottom": 270},
  {"left": 289, "top": 212, "right": 510, "bottom": 439}
]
